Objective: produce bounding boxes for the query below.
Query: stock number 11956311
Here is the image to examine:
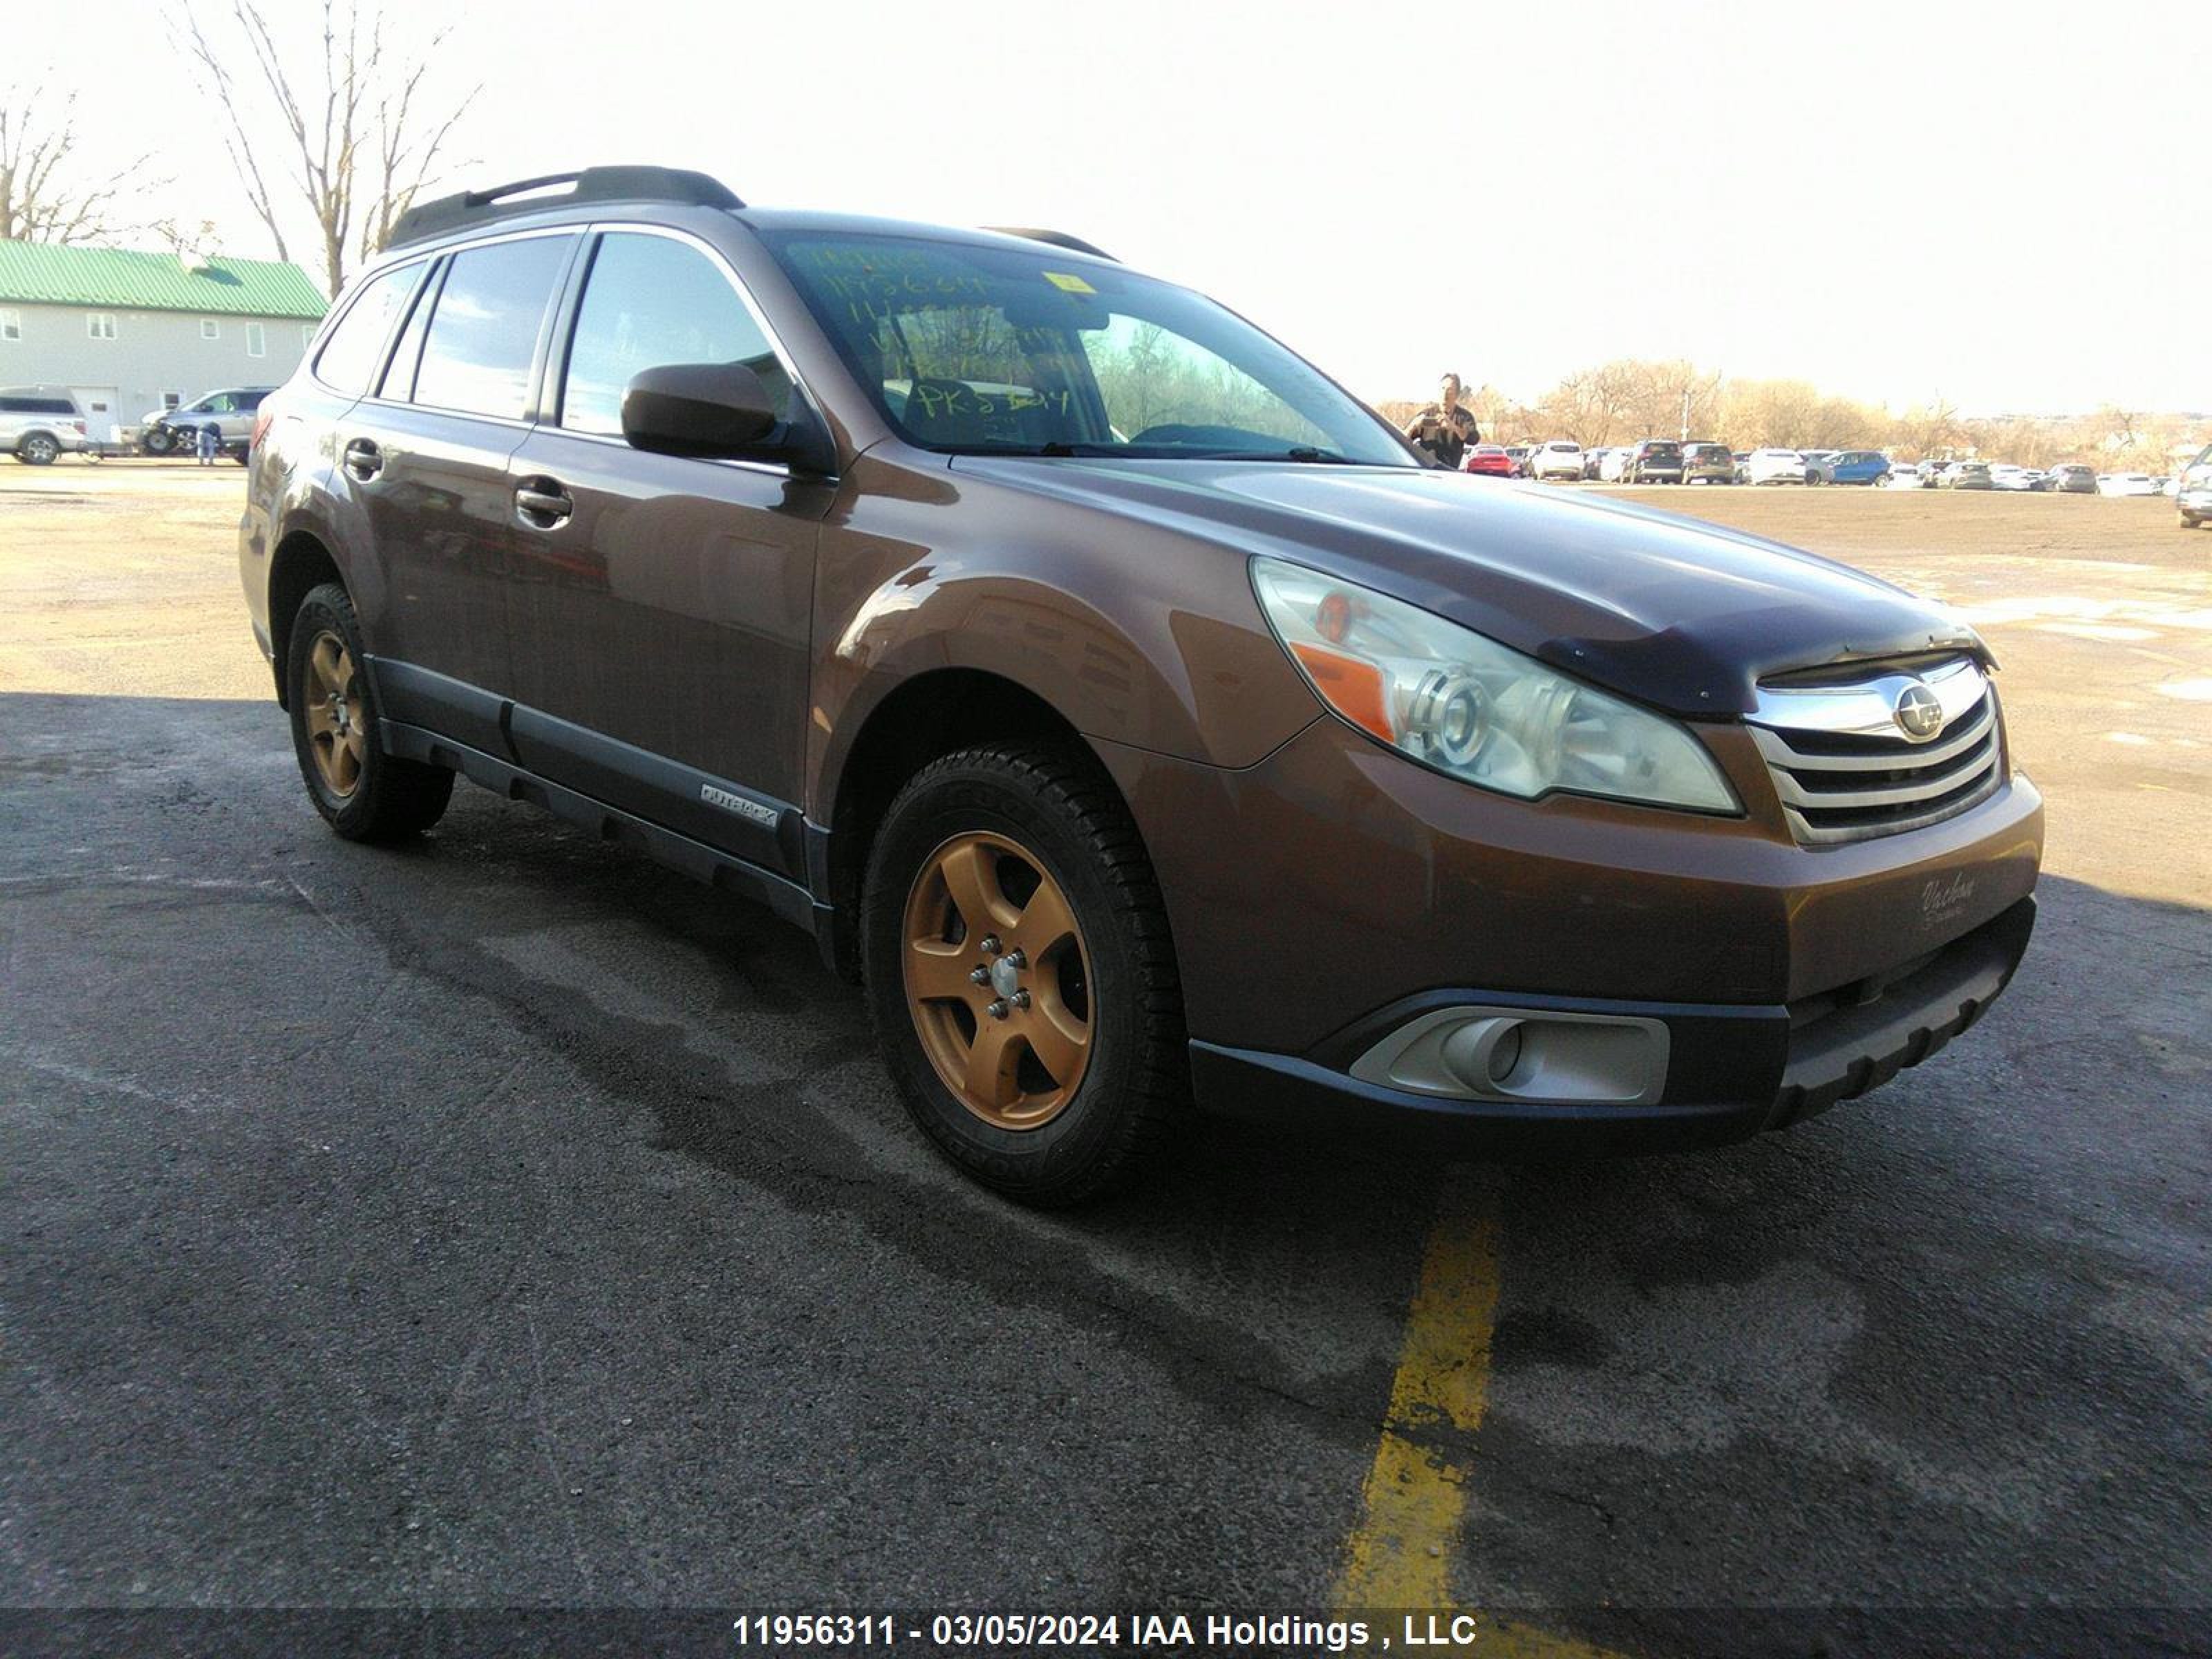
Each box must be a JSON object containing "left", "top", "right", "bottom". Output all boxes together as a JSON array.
[{"left": 733, "top": 1615, "right": 900, "bottom": 1647}]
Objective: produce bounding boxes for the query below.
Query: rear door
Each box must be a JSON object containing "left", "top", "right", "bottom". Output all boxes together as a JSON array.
[
  {"left": 500, "top": 225, "right": 832, "bottom": 865},
  {"left": 342, "top": 229, "right": 579, "bottom": 751}
]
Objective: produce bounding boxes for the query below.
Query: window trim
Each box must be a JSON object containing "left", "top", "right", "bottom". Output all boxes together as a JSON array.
[
  {"left": 200, "top": 318, "right": 221, "bottom": 340},
  {"left": 536, "top": 219, "right": 827, "bottom": 478},
  {"left": 245, "top": 321, "right": 266, "bottom": 357},
  {"left": 86, "top": 312, "right": 118, "bottom": 340},
  {"left": 0, "top": 308, "right": 20, "bottom": 342}
]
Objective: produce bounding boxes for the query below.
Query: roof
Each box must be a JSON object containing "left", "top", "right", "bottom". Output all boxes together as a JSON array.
[{"left": 0, "top": 239, "right": 327, "bottom": 319}]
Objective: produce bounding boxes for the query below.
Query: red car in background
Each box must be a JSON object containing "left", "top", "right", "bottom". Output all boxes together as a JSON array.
[{"left": 1463, "top": 444, "right": 1518, "bottom": 478}]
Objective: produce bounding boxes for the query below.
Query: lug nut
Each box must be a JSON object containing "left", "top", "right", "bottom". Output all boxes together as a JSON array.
[
  {"left": 979, "top": 935, "right": 1001, "bottom": 957},
  {"left": 986, "top": 999, "right": 1011, "bottom": 1020},
  {"left": 969, "top": 966, "right": 991, "bottom": 985},
  {"left": 1001, "top": 949, "right": 1027, "bottom": 971},
  {"left": 1011, "top": 989, "right": 1031, "bottom": 1011}
]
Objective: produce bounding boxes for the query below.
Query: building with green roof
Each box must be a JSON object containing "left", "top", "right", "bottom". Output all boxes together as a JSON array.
[{"left": 0, "top": 239, "right": 327, "bottom": 446}]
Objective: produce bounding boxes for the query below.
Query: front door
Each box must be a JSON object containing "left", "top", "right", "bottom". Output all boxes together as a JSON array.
[{"left": 502, "top": 228, "right": 832, "bottom": 869}]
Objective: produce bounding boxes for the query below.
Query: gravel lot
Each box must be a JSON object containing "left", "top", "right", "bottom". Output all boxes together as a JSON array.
[{"left": 3, "top": 461, "right": 2207, "bottom": 1657}]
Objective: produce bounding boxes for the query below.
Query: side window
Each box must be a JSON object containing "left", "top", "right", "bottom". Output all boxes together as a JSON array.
[
  {"left": 559, "top": 233, "right": 793, "bottom": 438},
  {"left": 315, "top": 263, "right": 424, "bottom": 395},
  {"left": 413, "top": 236, "right": 572, "bottom": 421}
]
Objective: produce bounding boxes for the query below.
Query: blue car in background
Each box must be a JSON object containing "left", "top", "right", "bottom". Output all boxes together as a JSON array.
[{"left": 1808, "top": 449, "right": 1891, "bottom": 486}]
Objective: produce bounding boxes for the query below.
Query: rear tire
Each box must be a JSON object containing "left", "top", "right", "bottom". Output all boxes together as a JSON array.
[
  {"left": 285, "top": 582, "right": 453, "bottom": 842},
  {"left": 862, "top": 742, "right": 1187, "bottom": 1206},
  {"left": 17, "top": 434, "right": 59, "bottom": 465}
]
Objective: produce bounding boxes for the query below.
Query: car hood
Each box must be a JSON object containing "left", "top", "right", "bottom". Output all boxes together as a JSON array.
[{"left": 950, "top": 457, "right": 1983, "bottom": 715}]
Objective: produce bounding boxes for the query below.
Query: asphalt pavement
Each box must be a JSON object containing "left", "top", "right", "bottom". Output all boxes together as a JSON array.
[{"left": 2, "top": 468, "right": 2208, "bottom": 1657}]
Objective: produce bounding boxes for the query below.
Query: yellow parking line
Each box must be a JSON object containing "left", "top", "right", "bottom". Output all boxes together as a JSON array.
[{"left": 1334, "top": 1180, "right": 1626, "bottom": 1659}]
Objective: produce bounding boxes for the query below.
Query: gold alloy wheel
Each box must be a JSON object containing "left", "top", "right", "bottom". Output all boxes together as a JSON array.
[
  {"left": 902, "top": 830, "right": 1094, "bottom": 1130},
  {"left": 301, "top": 630, "right": 368, "bottom": 798}
]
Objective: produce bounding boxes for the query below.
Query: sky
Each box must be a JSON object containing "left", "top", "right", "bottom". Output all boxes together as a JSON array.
[{"left": 27, "top": 0, "right": 2209, "bottom": 415}]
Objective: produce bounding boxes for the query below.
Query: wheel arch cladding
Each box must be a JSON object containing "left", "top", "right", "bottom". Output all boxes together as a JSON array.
[
  {"left": 267, "top": 532, "right": 345, "bottom": 710},
  {"left": 822, "top": 668, "right": 1132, "bottom": 982}
]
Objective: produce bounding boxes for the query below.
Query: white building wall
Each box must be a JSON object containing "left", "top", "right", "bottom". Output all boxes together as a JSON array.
[{"left": 0, "top": 303, "right": 317, "bottom": 437}]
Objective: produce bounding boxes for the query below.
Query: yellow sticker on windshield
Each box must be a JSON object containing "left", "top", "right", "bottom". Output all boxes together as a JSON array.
[{"left": 1042, "top": 271, "right": 1096, "bottom": 294}]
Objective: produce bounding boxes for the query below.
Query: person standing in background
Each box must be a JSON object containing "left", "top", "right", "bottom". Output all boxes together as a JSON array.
[
  {"left": 194, "top": 422, "right": 220, "bottom": 467},
  {"left": 1403, "top": 373, "right": 1481, "bottom": 468}
]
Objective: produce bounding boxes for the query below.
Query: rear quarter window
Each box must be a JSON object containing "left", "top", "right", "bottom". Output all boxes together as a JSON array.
[{"left": 315, "top": 263, "right": 425, "bottom": 396}]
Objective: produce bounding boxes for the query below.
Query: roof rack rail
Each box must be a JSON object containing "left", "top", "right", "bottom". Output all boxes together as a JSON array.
[
  {"left": 984, "top": 226, "right": 1116, "bottom": 262},
  {"left": 387, "top": 167, "right": 743, "bottom": 250}
]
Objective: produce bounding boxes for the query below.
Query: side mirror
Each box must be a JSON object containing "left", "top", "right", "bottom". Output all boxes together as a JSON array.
[{"left": 621, "top": 362, "right": 779, "bottom": 460}]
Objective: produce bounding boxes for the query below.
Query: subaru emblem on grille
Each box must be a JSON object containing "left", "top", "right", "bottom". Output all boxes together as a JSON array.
[{"left": 1893, "top": 681, "right": 1945, "bottom": 741}]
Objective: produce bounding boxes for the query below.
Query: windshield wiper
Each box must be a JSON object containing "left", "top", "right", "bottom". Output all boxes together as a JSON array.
[{"left": 1166, "top": 446, "right": 1393, "bottom": 466}]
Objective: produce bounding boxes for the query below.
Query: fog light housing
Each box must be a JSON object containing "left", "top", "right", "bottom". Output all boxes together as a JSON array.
[{"left": 1350, "top": 1006, "right": 1669, "bottom": 1105}]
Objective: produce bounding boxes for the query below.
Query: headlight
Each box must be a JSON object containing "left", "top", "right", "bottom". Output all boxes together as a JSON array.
[{"left": 1250, "top": 556, "right": 1738, "bottom": 814}]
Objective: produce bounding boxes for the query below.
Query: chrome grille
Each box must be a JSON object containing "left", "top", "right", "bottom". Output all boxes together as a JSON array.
[{"left": 1749, "top": 657, "right": 2003, "bottom": 845}]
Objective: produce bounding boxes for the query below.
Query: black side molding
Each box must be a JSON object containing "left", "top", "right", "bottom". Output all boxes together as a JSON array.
[{"left": 379, "top": 722, "right": 816, "bottom": 936}]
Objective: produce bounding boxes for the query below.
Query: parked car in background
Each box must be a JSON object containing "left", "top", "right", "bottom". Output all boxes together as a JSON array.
[
  {"left": 2097, "top": 472, "right": 2159, "bottom": 497},
  {"left": 1624, "top": 439, "right": 1685, "bottom": 483},
  {"left": 1800, "top": 450, "right": 1837, "bottom": 478},
  {"left": 0, "top": 386, "right": 90, "bottom": 465},
  {"left": 1943, "top": 462, "right": 1994, "bottom": 491},
  {"left": 1463, "top": 444, "right": 1517, "bottom": 478},
  {"left": 1598, "top": 446, "right": 1635, "bottom": 482},
  {"left": 1680, "top": 441, "right": 1734, "bottom": 484},
  {"left": 1882, "top": 463, "right": 1927, "bottom": 489},
  {"left": 2152, "top": 476, "right": 2175, "bottom": 498},
  {"left": 1503, "top": 444, "right": 1533, "bottom": 477},
  {"left": 140, "top": 388, "right": 276, "bottom": 457},
  {"left": 1989, "top": 465, "right": 2046, "bottom": 492},
  {"left": 1746, "top": 447, "right": 1809, "bottom": 485},
  {"left": 2177, "top": 443, "right": 2211, "bottom": 528},
  {"left": 2046, "top": 463, "right": 2098, "bottom": 495},
  {"left": 1528, "top": 440, "right": 1585, "bottom": 481},
  {"left": 1732, "top": 450, "right": 1752, "bottom": 483},
  {"left": 1808, "top": 449, "right": 1891, "bottom": 486}
]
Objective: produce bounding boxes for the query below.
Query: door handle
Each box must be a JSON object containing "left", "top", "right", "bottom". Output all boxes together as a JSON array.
[
  {"left": 341, "top": 438, "right": 382, "bottom": 480},
  {"left": 514, "top": 478, "right": 574, "bottom": 529}
]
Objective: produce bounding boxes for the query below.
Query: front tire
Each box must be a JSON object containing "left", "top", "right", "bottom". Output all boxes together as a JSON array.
[
  {"left": 862, "top": 742, "right": 1186, "bottom": 1206},
  {"left": 285, "top": 582, "right": 453, "bottom": 842}
]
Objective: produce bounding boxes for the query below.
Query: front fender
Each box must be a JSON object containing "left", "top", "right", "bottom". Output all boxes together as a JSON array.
[{"left": 807, "top": 453, "right": 1318, "bottom": 818}]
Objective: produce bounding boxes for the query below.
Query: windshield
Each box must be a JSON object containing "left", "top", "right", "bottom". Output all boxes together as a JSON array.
[{"left": 763, "top": 230, "right": 1416, "bottom": 465}]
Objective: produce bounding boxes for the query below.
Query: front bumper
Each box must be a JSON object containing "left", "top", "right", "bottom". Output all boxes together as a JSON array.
[
  {"left": 1101, "top": 710, "right": 2042, "bottom": 1121},
  {"left": 2179, "top": 487, "right": 2212, "bottom": 515},
  {"left": 1190, "top": 897, "right": 2036, "bottom": 1150}
]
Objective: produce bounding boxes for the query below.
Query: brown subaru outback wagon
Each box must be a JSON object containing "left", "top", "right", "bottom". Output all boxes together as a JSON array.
[{"left": 240, "top": 167, "right": 2043, "bottom": 1203}]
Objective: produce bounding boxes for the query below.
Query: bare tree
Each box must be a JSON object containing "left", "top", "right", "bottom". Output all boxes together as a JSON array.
[
  {"left": 174, "top": 0, "right": 475, "bottom": 296},
  {"left": 0, "top": 87, "right": 135, "bottom": 243}
]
